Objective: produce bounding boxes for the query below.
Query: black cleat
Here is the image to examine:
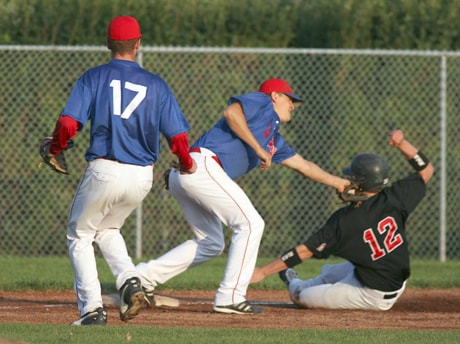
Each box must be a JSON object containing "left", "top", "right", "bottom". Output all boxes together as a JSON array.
[
  {"left": 71, "top": 307, "right": 107, "bottom": 326},
  {"left": 213, "top": 301, "right": 263, "bottom": 314},
  {"left": 119, "top": 277, "right": 146, "bottom": 321},
  {"left": 279, "top": 268, "right": 300, "bottom": 287}
]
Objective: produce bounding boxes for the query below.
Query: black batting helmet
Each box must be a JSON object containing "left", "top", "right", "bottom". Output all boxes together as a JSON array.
[{"left": 342, "top": 152, "right": 390, "bottom": 192}]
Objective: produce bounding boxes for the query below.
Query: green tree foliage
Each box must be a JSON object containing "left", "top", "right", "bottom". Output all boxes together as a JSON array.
[
  {"left": 1, "top": 0, "right": 460, "bottom": 49},
  {"left": 292, "top": 0, "right": 460, "bottom": 49}
]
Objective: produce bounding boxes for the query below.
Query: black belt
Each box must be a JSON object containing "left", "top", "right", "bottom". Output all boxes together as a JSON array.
[
  {"left": 354, "top": 270, "right": 399, "bottom": 300},
  {"left": 383, "top": 292, "right": 398, "bottom": 299}
]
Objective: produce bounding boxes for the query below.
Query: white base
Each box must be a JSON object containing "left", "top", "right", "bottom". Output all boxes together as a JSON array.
[{"left": 102, "top": 293, "right": 180, "bottom": 308}]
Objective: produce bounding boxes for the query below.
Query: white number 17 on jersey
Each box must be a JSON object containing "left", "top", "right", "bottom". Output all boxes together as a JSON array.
[{"left": 110, "top": 80, "right": 147, "bottom": 119}]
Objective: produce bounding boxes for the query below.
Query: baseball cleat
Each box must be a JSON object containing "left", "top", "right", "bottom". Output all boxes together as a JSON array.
[
  {"left": 213, "top": 301, "right": 263, "bottom": 314},
  {"left": 142, "top": 287, "right": 155, "bottom": 308},
  {"left": 119, "top": 277, "right": 146, "bottom": 321},
  {"left": 71, "top": 307, "right": 107, "bottom": 326},
  {"left": 279, "top": 268, "right": 300, "bottom": 286}
]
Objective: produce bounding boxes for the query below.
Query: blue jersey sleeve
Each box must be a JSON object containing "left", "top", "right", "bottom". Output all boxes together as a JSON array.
[
  {"left": 271, "top": 134, "right": 296, "bottom": 164},
  {"left": 61, "top": 74, "right": 92, "bottom": 128},
  {"left": 157, "top": 81, "right": 191, "bottom": 140}
]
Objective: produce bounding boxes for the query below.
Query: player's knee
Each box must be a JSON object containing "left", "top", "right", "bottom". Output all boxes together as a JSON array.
[
  {"left": 209, "top": 242, "right": 225, "bottom": 256},
  {"left": 203, "top": 246, "right": 224, "bottom": 258},
  {"left": 251, "top": 215, "right": 265, "bottom": 236},
  {"left": 256, "top": 215, "right": 265, "bottom": 229},
  {"left": 289, "top": 283, "right": 309, "bottom": 309},
  {"left": 375, "top": 302, "right": 395, "bottom": 311},
  {"left": 199, "top": 238, "right": 225, "bottom": 257},
  {"left": 231, "top": 214, "right": 264, "bottom": 231}
]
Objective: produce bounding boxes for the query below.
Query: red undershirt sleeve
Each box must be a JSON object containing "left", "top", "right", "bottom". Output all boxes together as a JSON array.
[
  {"left": 49, "top": 115, "right": 79, "bottom": 155},
  {"left": 168, "top": 132, "right": 193, "bottom": 170}
]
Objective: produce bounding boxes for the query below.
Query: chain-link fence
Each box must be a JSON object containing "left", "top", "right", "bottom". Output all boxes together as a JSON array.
[{"left": 0, "top": 46, "right": 458, "bottom": 260}]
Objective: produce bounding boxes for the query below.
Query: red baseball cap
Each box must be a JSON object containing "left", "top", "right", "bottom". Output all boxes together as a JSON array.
[
  {"left": 259, "top": 78, "right": 303, "bottom": 103},
  {"left": 108, "top": 16, "right": 142, "bottom": 41}
]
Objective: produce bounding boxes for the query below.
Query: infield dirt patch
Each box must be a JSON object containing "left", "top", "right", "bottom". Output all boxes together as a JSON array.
[{"left": 0, "top": 288, "right": 459, "bottom": 329}]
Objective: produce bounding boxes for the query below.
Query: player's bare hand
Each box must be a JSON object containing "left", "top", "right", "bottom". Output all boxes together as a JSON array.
[
  {"left": 257, "top": 149, "right": 272, "bottom": 170},
  {"left": 336, "top": 178, "right": 351, "bottom": 193},
  {"left": 389, "top": 130, "right": 405, "bottom": 148},
  {"left": 170, "top": 159, "right": 197, "bottom": 174},
  {"left": 180, "top": 159, "right": 197, "bottom": 174},
  {"left": 250, "top": 267, "right": 266, "bottom": 284}
]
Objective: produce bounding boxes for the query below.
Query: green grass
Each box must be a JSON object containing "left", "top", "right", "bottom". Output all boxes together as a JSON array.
[
  {"left": 1, "top": 256, "right": 460, "bottom": 344},
  {"left": 0, "top": 324, "right": 459, "bottom": 344},
  {"left": 1, "top": 256, "right": 459, "bottom": 292}
]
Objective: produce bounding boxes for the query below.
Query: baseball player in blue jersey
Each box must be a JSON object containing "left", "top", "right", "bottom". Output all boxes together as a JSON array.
[
  {"left": 40, "top": 16, "right": 196, "bottom": 325},
  {"left": 136, "top": 78, "right": 350, "bottom": 314},
  {"left": 250, "top": 130, "right": 434, "bottom": 311}
]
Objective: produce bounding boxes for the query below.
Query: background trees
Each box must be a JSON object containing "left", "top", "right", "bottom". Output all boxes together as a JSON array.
[{"left": 1, "top": 0, "right": 459, "bottom": 50}]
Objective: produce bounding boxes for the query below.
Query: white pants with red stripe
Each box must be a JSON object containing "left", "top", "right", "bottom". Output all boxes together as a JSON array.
[
  {"left": 67, "top": 159, "right": 153, "bottom": 316},
  {"left": 136, "top": 148, "right": 265, "bottom": 306},
  {"left": 288, "top": 261, "right": 406, "bottom": 310}
]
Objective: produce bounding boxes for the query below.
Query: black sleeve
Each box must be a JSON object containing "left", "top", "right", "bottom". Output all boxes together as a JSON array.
[
  {"left": 303, "top": 210, "right": 342, "bottom": 259},
  {"left": 391, "top": 173, "right": 427, "bottom": 213}
]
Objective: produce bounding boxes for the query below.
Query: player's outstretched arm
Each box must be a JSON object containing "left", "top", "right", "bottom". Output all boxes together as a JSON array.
[
  {"left": 389, "top": 130, "right": 434, "bottom": 184},
  {"left": 281, "top": 153, "right": 350, "bottom": 193},
  {"left": 250, "top": 244, "right": 313, "bottom": 284}
]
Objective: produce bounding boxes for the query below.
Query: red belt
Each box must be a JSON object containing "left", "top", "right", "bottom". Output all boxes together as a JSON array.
[{"left": 190, "top": 147, "right": 222, "bottom": 168}]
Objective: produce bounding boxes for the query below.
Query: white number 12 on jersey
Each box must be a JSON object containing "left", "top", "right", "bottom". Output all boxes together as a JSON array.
[{"left": 110, "top": 80, "right": 147, "bottom": 119}]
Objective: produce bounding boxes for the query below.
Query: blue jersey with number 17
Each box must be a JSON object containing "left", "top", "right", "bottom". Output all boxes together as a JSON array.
[
  {"left": 192, "top": 92, "right": 296, "bottom": 179},
  {"left": 61, "top": 59, "right": 190, "bottom": 166}
]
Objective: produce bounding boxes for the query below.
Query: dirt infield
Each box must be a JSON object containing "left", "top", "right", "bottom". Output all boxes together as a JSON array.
[{"left": 1, "top": 289, "right": 459, "bottom": 330}]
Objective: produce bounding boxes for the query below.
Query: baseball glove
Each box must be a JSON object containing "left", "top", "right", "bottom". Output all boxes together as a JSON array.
[
  {"left": 163, "top": 159, "right": 186, "bottom": 190},
  {"left": 338, "top": 183, "right": 370, "bottom": 203},
  {"left": 39, "top": 137, "right": 72, "bottom": 175},
  {"left": 163, "top": 169, "right": 171, "bottom": 190}
]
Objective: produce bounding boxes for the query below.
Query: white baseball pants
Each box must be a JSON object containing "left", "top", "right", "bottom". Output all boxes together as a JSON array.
[
  {"left": 288, "top": 261, "right": 406, "bottom": 310},
  {"left": 67, "top": 159, "right": 153, "bottom": 315},
  {"left": 136, "top": 148, "right": 265, "bottom": 306}
]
